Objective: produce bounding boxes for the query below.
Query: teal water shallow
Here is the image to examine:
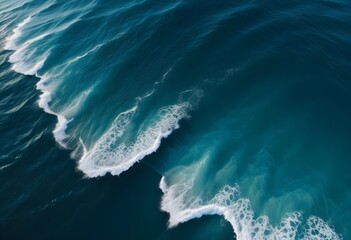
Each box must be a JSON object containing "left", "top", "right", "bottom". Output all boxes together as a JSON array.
[{"left": 1, "top": 0, "right": 351, "bottom": 239}]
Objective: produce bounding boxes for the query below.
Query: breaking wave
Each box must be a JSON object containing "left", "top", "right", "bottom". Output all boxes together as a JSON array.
[
  {"left": 3, "top": 0, "right": 348, "bottom": 239},
  {"left": 78, "top": 89, "right": 202, "bottom": 177},
  {"left": 159, "top": 163, "right": 341, "bottom": 240},
  {"left": 4, "top": 13, "right": 71, "bottom": 147}
]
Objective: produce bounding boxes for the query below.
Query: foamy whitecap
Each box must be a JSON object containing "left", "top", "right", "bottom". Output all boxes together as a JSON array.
[
  {"left": 4, "top": 16, "right": 32, "bottom": 51},
  {"left": 160, "top": 164, "right": 341, "bottom": 240},
  {"left": 7, "top": 17, "right": 80, "bottom": 74},
  {"left": 4, "top": 2, "right": 55, "bottom": 51},
  {"left": 78, "top": 101, "right": 192, "bottom": 177},
  {"left": 4, "top": 11, "right": 90, "bottom": 148},
  {"left": 11, "top": 52, "right": 49, "bottom": 76}
]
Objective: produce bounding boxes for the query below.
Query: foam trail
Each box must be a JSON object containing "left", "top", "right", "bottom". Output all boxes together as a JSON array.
[
  {"left": 7, "top": 18, "right": 80, "bottom": 68},
  {"left": 4, "top": 2, "right": 55, "bottom": 51},
  {"left": 78, "top": 102, "right": 191, "bottom": 177},
  {"left": 77, "top": 75, "right": 202, "bottom": 176},
  {"left": 4, "top": 16, "right": 32, "bottom": 51},
  {"left": 159, "top": 163, "right": 342, "bottom": 240},
  {"left": 53, "top": 115, "right": 72, "bottom": 147},
  {"left": 67, "top": 32, "right": 126, "bottom": 65},
  {"left": 36, "top": 74, "right": 71, "bottom": 148},
  {"left": 4, "top": 10, "right": 80, "bottom": 148},
  {"left": 67, "top": 44, "right": 104, "bottom": 65},
  {"left": 0, "top": 163, "right": 14, "bottom": 171},
  {"left": 10, "top": 52, "right": 49, "bottom": 76},
  {"left": 8, "top": 32, "right": 51, "bottom": 63}
]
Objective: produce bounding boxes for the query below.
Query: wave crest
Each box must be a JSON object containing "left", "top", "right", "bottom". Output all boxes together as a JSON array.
[
  {"left": 78, "top": 90, "right": 202, "bottom": 177},
  {"left": 160, "top": 165, "right": 341, "bottom": 240}
]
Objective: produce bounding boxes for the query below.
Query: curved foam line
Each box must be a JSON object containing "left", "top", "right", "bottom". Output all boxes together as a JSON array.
[
  {"left": 7, "top": 18, "right": 81, "bottom": 69},
  {"left": 79, "top": 129, "right": 171, "bottom": 177},
  {"left": 67, "top": 44, "right": 104, "bottom": 65},
  {"left": 5, "top": 13, "right": 81, "bottom": 148},
  {"left": 10, "top": 52, "right": 48, "bottom": 76},
  {"left": 77, "top": 85, "right": 202, "bottom": 177},
  {"left": 35, "top": 74, "right": 71, "bottom": 148},
  {"left": 4, "top": 16, "right": 32, "bottom": 51},
  {"left": 37, "top": 77, "right": 71, "bottom": 148},
  {"left": 0, "top": 163, "right": 14, "bottom": 171},
  {"left": 4, "top": 2, "right": 55, "bottom": 51},
  {"left": 159, "top": 175, "right": 342, "bottom": 240},
  {"left": 67, "top": 32, "right": 126, "bottom": 65},
  {"left": 78, "top": 102, "right": 190, "bottom": 177}
]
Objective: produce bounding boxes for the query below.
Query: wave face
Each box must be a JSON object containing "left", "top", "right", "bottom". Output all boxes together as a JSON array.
[{"left": 2, "top": 0, "right": 351, "bottom": 239}]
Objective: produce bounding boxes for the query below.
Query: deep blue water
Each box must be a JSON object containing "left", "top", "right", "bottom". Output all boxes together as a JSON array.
[{"left": 1, "top": 0, "right": 351, "bottom": 239}]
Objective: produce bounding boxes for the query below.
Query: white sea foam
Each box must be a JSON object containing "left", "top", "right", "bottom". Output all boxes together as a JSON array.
[
  {"left": 78, "top": 101, "right": 193, "bottom": 177},
  {"left": 7, "top": 32, "right": 50, "bottom": 61},
  {"left": 159, "top": 164, "right": 341, "bottom": 240},
  {"left": 30, "top": 77, "right": 70, "bottom": 148},
  {"left": 53, "top": 115, "right": 72, "bottom": 147},
  {"left": 6, "top": 19, "right": 71, "bottom": 147},
  {"left": 0, "top": 163, "right": 14, "bottom": 171},
  {"left": 4, "top": 11, "right": 81, "bottom": 148},
  {"left": 4, "top": 2, "right": 55, "bottom": 51},
  {"left": 7, "top": 18, "right": 79, "bottom": 73},
  {"left": 34, "top": 74, "right": 71, "bottom": 148},
  {"left": 4, "top": 16, "right": 32, "bottom": 51},
  {"left": 67, "top": 32, "right": 126, "bottom": 65},
  {"left": 11, "top": 52, "right": 49, "bottom": 76},
  {"left": 67, "top": 44, "right": 104, "bottom": 65}
]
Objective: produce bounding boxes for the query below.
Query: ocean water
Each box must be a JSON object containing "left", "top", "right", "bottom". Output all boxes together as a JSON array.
[{"left": 1, "top": 0, "right": 351, "bottom": 239}]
